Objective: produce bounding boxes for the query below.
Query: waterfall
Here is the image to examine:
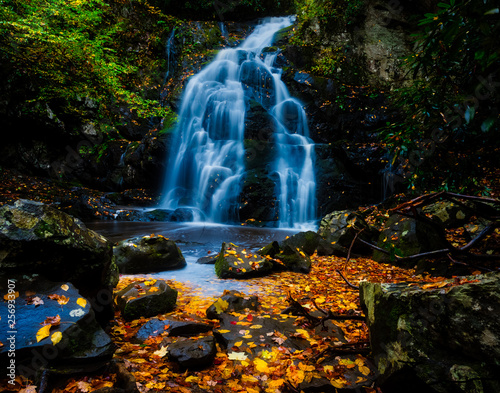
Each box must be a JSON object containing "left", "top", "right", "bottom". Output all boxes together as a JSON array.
[{"left": 161, "top": 17, "right": 316, "bottom": 227}]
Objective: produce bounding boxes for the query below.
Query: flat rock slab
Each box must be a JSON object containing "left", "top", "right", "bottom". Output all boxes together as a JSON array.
[
  {"left": 115, "top": 279, "right": 178, "bottom": 321},
  {"left": 0, "top": 278, "right": 113, "bottom": 377},
  {"left": 214, "top": 312, "right": 346, "bottom": 357},
  {"left": 135, "top": 318, "right": 212, "bottom": 342},
  {"left": 168, "top": 336, "right": 216, "bottom": 370}
]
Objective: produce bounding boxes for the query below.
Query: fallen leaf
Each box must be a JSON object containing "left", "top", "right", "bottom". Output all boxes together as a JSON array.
[
  {"left": 41, "top": 315, "right": 61, "bottom": 327},
  {"left": 254, "top": 358, "right": 269, "bottom": 373},
  {"left": 153, "top": 346, "right": 168, "bottom": 358},
  {"left": 213, "top": 298, "right": 229, "bottom": 314},
  {"left": 76, "top": 298, "right": 87, "bottom": 308},
  {"left": 51, "top": 331, "right": 63, "bottom": 345},
  {"left": 36, "top": 325, "right": 51, "bottom": 342},
  {"left": 228, "top": 351, "right": 248, "bottom": 360},
  {"left": 61, "top": 284, "right": 69, "bottom": 291}
]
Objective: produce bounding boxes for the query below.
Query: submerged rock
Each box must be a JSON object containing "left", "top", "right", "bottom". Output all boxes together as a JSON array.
[
  {"left": 113, "top": 234, "right": 186, "bottom": 274},
  {"left": 360, "top": 272, "right": 500, "bottom": 393},
  {"left": 115, "top": 280, "right": 178, "bottom": 321}
]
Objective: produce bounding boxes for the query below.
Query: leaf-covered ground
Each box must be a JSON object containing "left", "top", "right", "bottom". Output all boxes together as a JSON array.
[{"left": 9, "top": 253, "right": 458, "bottom": 393}]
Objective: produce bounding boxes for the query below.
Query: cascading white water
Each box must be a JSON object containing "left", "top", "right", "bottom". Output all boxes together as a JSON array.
[{"left": 161, "top": 17, "right": 316, "bottom": 227}]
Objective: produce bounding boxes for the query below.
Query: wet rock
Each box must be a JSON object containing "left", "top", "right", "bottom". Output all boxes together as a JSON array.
[
  {"left": 0, "top": 278, "right": 114, "bottom": 379},
  {"left": 359, "top": 272, "right": 500, "bottom": 393},
  {"left": 135, "top": 318, "right": 212, "bottom": 342},
  {"left": 318, "top": 210, "right": 377, "bottom": 256},
  {"left": 281, "top": 230, "right": 335, "bottom": 256},
  {"left": 113, "top": 235, "right": 186, "bottom": 274},
  {"left": 0, "top": 199, "right": 115, "bottom": 319},
  {"left": 214, "top": 242, "right": 274, "bottom": 279},
  {"left": 259, "top": 240, "right": 311, "bottom": 273},
  {"left": 372, "top": 214, "right": 447, "bottom": 266},
  {"left": 167, "top": 336, "right": 216, "bottom": 370},
  {"left": 196, "top": 254, "right": 218, "bottom": 264},
  {"left": 206, "top": 290, "right": 259, "bottom": 320},
  {"left": 115, "top": 280, "right": 178, "bottom": 321},
  {"left": 145, "top": 209, "right": 175, "bottom": 221},
  {"left": 423, "top": 200, "right": 471, "bottom": 228}
]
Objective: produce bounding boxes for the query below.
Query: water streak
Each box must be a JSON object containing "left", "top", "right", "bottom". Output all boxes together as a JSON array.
[{"left": 161, "top": 17, "right": 316, "bottom": 227}]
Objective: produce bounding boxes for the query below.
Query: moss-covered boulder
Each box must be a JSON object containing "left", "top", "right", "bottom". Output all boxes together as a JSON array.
[
  {"left": 113, "top": 235, "right": 186, "bottom": 274},
  {"left": 0, "top": 199, "right": 115, "bottom": 320},
  {"left": 281, "top": 230, "right": 335, "bottom": 256},
  {"left": 214, "top": 242, "right": 274, "bottom": 279},
  {"left": 422, "top": 200, "right": 471, "bottom": 228},
  {"left": 115, "top": 279, "right": 178, "bottom": 321},
  {"left": 360, "top": 272, "right": 500, "bottom": 393},
  {"left": 258, "top": 240, "right": 311, "bottom": 274},
  {"left": 318, "top": 209, "right": 377, "bottom": 256},
  {"left": 372, "top": 214, "right": 447, "bottom": 266}
]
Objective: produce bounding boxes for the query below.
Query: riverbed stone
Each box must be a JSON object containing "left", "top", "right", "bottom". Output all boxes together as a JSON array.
[
  {"left": 214, "top": 242, "right": 274, "bottom": 279},
  {"left": 115, "top": 280, "right": 178, "bottom": 321},
  {"left": 359, "top": 272, "right": 500, "bottom": 393},
  {"left": 318, "top": 209, "right": 377, "bottom": 256},
  {"left": 0, "top": 278, "right": 114, "bottom": 379},
  {"left": 206, "top": 290, "right": 259, "bottom": 320},
  {"left": 258, "top": 240, "right": 311, "bottom": 273},
  {"left": 113, "top": 234, "right": 186, "bottom": 274},
  {"left": 167, "top": 336, "right": 216, "bottom": 370},
  {"left": 135, "top": 318, "right": 212, "bottom": 342}
]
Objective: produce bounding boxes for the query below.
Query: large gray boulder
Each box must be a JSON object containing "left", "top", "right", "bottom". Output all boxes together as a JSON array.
[
  {"left": 113, "top": 235, "right": 186, "bottom": 274},
  {"left": 0, "top": 199, "right": 116, "bottom": 320},
  {"left": 0, "top": 278, "right": 114, "bottom": 379},
  {"left": 360, "top": 272, "right": 500, "bottom": 393}
]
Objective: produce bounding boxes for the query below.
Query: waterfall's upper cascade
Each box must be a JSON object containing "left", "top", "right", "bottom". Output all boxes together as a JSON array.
[{"left": 161, "top": 17, "right": 316, "bottom": 228}]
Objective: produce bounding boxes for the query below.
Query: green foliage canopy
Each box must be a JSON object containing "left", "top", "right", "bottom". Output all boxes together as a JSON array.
[{"left": 0, "top": 0, "right": 169, "bottom": 119}]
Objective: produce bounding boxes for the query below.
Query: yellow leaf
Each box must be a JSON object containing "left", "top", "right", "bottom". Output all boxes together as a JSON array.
[
  {"left": 296, "top": 328, "right": 310, "bottom": 338},
  {"left": 267, "top": 378, "right": 285, "bottom": 390},
  {"left": 359, "top": 365, "right": 371, "bottom": 375},
  {"left": 250, "top": 324, "right": 263, "bottom": 329},
  {"left": 254, "top": 358, "right": 269, "bottom": 373},
  {"left": 331, "top": 379, "right": 345, "bottom": 388},
  {"left": 153, "top": 346, "right": 168, "bottom": 357},
  {"left": 242, "top": 375, "right": 259, "bottom": 383},
  {"left": 61, "top": 284, "right": 69, "bottom": 291},
  {"left": 148, "top": 286, "right": 160, "bottom": 292},
  {"left": 57, "top": 295, "right": 69, "bottom": 305},
  {"left": 315, "top": 296, "right": 326, "bottom": 304},
  {"left": 36, "top": 325, "right": 51, "bottom": 342},
  {"left": 218, "top": 329, "right": 230, "bottom": 334},
  {"left": 51, "top": 331, "right": 63, "bottom": 345},
  {"left": 185, "top": 375, "right": 198, "bottom": 382},
  {"left": 213, "top": 298, "right": 229, "bottom": 314},
  {"left": 234, "top": 341, "right": 243, "bottom": 347},
  {"left": 247, "top": 388, "right": 259, "bottom": 393},
  {"left": 76, "top": 298, "right": 87, "bottom": 308},
  {"left": 144, "top": 279, "right": 156, "bottom": 286},
  {"left": 4, "top": 291, "right": 19, "bottom": 300}
]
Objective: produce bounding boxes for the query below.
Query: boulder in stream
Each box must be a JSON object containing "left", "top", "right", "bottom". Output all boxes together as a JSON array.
[
  {"left": 214, "top": 242, "right": 273, "bottom": 279},
  {"left": 113, "top": 234, "right": 186, "bottom": 274},
  {"left": 115, "top": 279, "right": 178, "bottom": 321},
  {"left": 167, "top": 336, "right": 217, "bottom": 370}
]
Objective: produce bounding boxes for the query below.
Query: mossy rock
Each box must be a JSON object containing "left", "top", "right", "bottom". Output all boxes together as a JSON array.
[
  {"left": 214, "top": 242, "right": 274, "bottom": 279},
  {"left": 115, "top": 279, "right": 178, "bottom": 321}
]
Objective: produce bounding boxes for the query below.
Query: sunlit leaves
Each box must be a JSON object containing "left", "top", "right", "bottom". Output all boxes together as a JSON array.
[
  {"left": 36, "top": 325, "right": 51, "bottom": 342},
  {"left": 51, "top": 331, "right": 63, "bottom": 345}
]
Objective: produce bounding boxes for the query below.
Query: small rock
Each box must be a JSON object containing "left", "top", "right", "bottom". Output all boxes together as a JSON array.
[
  {"left": 115, "top": 280, "right": 177, "bottom": 321},
  {"left": 168, "top": 336, "right": 216, "bottom": 369},
  {"left": 206, "top": 290, "right": 259, "bottom": 320},
  {"left": 135, "top": 318, "right": 212, "bottom": 342}
]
